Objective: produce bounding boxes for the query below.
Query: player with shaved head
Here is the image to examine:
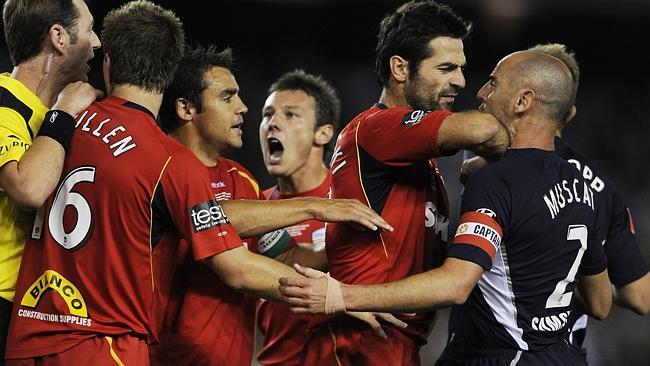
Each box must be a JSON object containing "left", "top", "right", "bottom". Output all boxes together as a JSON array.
[{"left": 280, "top": 49, "right": 613, "bottom": 366}]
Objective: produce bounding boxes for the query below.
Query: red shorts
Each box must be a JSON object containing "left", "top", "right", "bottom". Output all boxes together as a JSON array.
[
  {"left": 6, "top": 335, "right": 149, "bottom": 366},
  {"left": 303, "top": 318, "right": 421, "bottom": 366}
]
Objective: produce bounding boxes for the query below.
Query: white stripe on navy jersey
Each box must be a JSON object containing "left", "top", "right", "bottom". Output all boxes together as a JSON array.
[{"left": 477, "top": 242, "right": 528, "bottom": 350}]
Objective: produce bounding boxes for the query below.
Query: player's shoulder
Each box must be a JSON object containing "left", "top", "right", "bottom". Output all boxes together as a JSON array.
[
  {"left": 161, "top": 136, "right": 206, "bottom": 172},
  {"left": 470, "top": 155, "right": 513, "bottom": 182},
  {"left": 556, "top": 138, "right": 601, "bottom": 171},
  {"left": 218, "top": 157, "right": 253, "bottom": 177},
  {"left": 467, "top": 149, "right": 556, "bottom": 191},
  {"left": 363, "top": 104, "right": 450, "bottom": 126},
  {"left": 218, "top": 157, "right": 261, "bottom": 197}
]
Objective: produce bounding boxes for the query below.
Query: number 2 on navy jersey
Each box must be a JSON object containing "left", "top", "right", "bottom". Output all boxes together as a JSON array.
[
  {"left": 545, "top": 224, "right": 588, "bottom": 308},
  {"left": 31, "top": 166, "right": 96, "bottom": 250}
]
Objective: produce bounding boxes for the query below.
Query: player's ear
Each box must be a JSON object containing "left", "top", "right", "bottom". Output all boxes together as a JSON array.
[
  {"left": 48, "top": 24, "right": 67, "bottom": 54},
  {"left": 175, "top": 98, "right": 195, "bottom": 123},
  {"left": 514, "top": 89, "right": 534, "bottom": 114},
  {"left": 314, "top": 124, "right": 334, "bottom": 147},
  {"left": 389, "top": 55, "right": 409, "bottom": 83},
  {"left": 564, "top": 105, "right": 577, "bottom": 124}
]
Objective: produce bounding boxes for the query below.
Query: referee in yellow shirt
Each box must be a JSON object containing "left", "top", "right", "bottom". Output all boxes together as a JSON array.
[{"left": 0, "top": 0, "right": 102, "bottom": 362}]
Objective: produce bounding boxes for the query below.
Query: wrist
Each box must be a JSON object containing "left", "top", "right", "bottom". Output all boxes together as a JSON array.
[
  {"left": 341, "top": 283, "right": 356, "bottom": 311},
  {"left": 304, "top": 197, "right": 322, "bottom": 221},
  {"left": 37, "top": 110, "right": 76, "bottom": 152}
]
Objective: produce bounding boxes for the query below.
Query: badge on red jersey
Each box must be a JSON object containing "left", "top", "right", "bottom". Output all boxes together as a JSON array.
[
  {"left": 453, "top": 211, "right": 503, "bottom": 259},
  {"left": 189, "top": 199, "right": 229, "bottom": 232},
  {"left": 401, "top": 110, "right": 429, "bottom": 125}
]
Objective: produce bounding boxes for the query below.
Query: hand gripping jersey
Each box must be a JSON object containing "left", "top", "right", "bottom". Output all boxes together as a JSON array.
[
  {"left": 256, "top": 175, "right": 330, "bottom": 366},
  {"left": 440, "top": 149, "right": 607, "bottom": 360},
  {"left": 555, "top": 137, "right": 648, "bottom": 349},
  {"left": 5, "top": 97, "right": 243, "bottom": 359},
  {"left": 154, "top": 158, "right": 273, "bottom": 366},
  {"left": 325, "top": 103, "right": 453, "bottom": 342}
]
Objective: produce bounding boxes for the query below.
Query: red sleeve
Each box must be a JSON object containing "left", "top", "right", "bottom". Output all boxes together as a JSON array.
[
  {"left": 162, "top": 152, "right": 243, "bottom": 260},
  {"left": 357, "top": 108, "right": 453, "bottom": 166}
]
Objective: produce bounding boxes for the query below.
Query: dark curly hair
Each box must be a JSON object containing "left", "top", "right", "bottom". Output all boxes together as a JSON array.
[
  {"left": 375, "top": 0, "right": 471, "bottom": 87},
  {"left": 158, "top": 45, "right": 234, "bottom": 132}
]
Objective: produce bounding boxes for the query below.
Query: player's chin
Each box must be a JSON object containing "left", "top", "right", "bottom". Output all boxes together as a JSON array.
[
  {"left": 266, "top": 164, "right": 287, "bottom": 178},
  {"left": 438, "top": 100, "right": 454, "bottom": 111},
  {"left": 230, "top": 137, "right": 243, "bottom": 150}
]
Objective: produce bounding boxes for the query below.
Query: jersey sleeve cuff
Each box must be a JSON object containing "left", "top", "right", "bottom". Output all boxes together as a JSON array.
[
  {"left": 610, "top": 269, "right": 649, "bottom": 287},
  {"left": 447, "top": 243, "right": 493, "bottom": 271},
  {"left": 579, "top": 257, "right": 608, "bottom": 276},
  {"left": 193, "top": 223, "right": 245, "bottom": 261}
]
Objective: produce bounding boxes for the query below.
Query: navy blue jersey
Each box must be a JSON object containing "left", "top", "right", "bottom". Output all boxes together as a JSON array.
[
  {"left": 555, "top": 137, "right": 648, "bottom": 347},
  {"left": 442, "top": 148, "right": 607, "bottom": 355}
]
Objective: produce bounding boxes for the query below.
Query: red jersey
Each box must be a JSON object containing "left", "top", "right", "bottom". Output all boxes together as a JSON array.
[
  {"left": 157, "top": 158, "right": 263, "bottom": 366},
  {"left": 5, "top": 97, "right": 242, "bottom": 359},
  {"left": 256, "top": 175, "right": 330, "bottom": 366},
  {"left": 262, "top": 174, "right": 330, "bottom": 246},
  {"left": 326, "top": 103, "right": 452, "bottom": 341}
]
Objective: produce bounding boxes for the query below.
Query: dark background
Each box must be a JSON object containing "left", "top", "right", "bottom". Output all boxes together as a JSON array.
[{"left": 2, "top": 0, "right": 648, "bottom": 364}]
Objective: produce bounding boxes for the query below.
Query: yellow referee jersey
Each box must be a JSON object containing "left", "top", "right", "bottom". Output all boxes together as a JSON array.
[{"left": 0, "top": 73, "right": 47, "bottom": 302}]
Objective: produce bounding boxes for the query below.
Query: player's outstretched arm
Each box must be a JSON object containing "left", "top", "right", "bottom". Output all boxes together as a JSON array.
[
  {"left": 614, "top": 272, "right": 650, "bottom": 315},
  {"left": 279, "top": 257, "right": 483, "bottom": 314},
  {"left": 290, "top": 265, "right": 410, "bottom": 339},
  {"left": 437, "top": 110, "right": 511, "bottom": 160},
  {"left": 0, "top": 82, "right": 102, "bottom": 209},
  {"left": 579, "top": 270, "right": 612, "bottom": 320},
  {"left": 207, "top": 246, "right": 300, "bottom": 302},
  {"left": 220, "top": 197, "right": 393, "bottom": 238}
]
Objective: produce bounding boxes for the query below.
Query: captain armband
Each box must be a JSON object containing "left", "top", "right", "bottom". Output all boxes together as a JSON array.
[{"left": 37, "top": 110, "right": 76, "bottom": 153}]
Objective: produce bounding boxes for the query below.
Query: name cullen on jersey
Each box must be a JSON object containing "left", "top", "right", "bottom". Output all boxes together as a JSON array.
[
  {"left": 75, "top": 111, "right": 137, "bottom": 157},
  {"left": 543, "top": 178, "right": 595, "bottom": 220}
]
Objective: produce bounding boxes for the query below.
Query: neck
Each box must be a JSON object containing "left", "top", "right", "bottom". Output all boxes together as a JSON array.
[
  {"left": 11, "top": 55, "right": 67, "bottom": 108},
  {"left": 510, "top": 116, "right": 557, "bottom": 151},
  {"left": 277, "top": 152, "right": 329, "bottom": 195},
  {"left": 169, "top": 125, "right": 220, "bottom": 167},
  {"left": 111, "top": 84, "right": 162, "bottom": 119},
  {"left": 378, "top": 84, "right": 408, "bottom": 108}
]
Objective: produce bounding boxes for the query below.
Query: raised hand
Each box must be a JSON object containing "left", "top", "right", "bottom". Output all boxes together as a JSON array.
[{"left": 52, "top": 81, "right": 104, "bottom": 117}]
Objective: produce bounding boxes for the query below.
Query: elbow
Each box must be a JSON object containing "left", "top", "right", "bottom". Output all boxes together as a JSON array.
[
  {"left": 207, "top": 249, "right": 252, "bottom": 292},
  {"left": 631, "top": 304, "right": 650, "bottom": 316},
  {"left": 8, "top": 186, "right": 47, "bottom": 210},
  {"left": 590, "top": 309, "right": 609, "bottom": 321},
  {"left": 448, "top": 285, "right": 472, "bottom": 306},
  {"left": 224, "top": 276, "right": 245, "bottom": 292},
  {"left": 219, "top": 266, "right": 248, "bottom": 292},
  {"left": 616, "top": 279, "right": 650, "bottom": 315},
  {"left": 588, "top": 303, "right": 611, "bottom": 321},
  {"left": 624, "top": 300, "right": 650, "bottom": 316}
]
